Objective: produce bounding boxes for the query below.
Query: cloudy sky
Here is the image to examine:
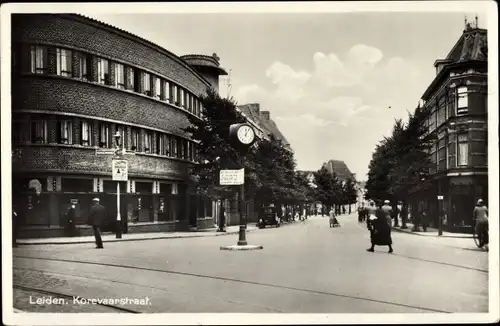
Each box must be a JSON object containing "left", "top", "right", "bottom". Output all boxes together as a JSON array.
[{"left": 87, "top": 6, "right": 484, "bottom": 180}]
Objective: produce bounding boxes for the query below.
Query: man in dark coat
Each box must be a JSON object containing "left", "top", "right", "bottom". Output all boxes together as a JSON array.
[
  {"left": 88, "top": 198, "right": 105, "bottom": 249},
  {"left": 65, "top": 204, "right": 77, "bottom": 237}
]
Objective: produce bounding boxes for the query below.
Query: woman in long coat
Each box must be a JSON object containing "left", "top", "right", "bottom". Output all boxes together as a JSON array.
[{"left": 367, "top": 202, "right": 393, "bottom": 253}]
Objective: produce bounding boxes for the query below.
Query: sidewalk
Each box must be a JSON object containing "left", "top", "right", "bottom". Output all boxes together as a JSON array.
[
  {"left": 391, "top": 222, "right": 472, "bottom": 239},
  {"left": 16, "top": 225, "right": 259, "bottom": 246}
]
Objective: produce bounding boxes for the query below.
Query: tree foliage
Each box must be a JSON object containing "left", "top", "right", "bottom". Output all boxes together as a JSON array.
[
  {"left": 184, "top": 88, "right": 314, "bottom": 204},
  {"left": 365, "top": 105, "right": 435, "bottom": 203}
]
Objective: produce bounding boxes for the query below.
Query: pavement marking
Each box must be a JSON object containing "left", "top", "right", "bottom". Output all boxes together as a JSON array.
[{"left": 14, "top": 255, "right": 451, "bottom": 313}]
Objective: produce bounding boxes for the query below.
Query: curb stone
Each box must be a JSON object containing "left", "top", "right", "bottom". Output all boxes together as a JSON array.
[
  {"left": 391, "top": 227, "right": 472, "bottom": 239},
  {"left": 16, "top": 228, "right": 258, "bottom": 246}
]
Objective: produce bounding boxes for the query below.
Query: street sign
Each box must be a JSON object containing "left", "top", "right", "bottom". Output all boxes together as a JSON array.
[
  {"left": 437, "top": 195, "right": 444, "bottom": 200},
  {"left": 112, "top": 159, "right": 128, "bottom": 181},
  {"left": 220, "top": 168, "right": 245, "bottom": 185}
]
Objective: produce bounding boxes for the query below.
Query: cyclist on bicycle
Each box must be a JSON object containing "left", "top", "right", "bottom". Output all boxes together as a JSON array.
[{"left": 473, "top": 199, "right": 489, "bottom": 248}]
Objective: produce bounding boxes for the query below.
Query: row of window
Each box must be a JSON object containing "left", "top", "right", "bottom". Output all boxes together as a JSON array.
[
  {"left": 428, "top": 134, "right": 469, "bottom": 175},
  {"left": 29, "top": 45, "right": 204, "bottom": 117},
  {"left": 13, "top": 117, "right": 199, "bottom": 162},
  {"left": 426, "top": 86, "right": 469, "bottom": 133}
]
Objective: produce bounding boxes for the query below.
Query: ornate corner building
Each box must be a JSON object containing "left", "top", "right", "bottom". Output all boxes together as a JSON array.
[
  {"left": 409, "top": 20, "right": 488, "bottom": 231},
  {"left": 11, "top": 14, "right": 227, "bottom": 237}
]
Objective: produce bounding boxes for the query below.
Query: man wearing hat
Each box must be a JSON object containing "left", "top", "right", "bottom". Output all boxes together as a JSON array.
[
  {"left": 88, "top": 198, "right": 106, "bottom": 249},
  {"left": 473, "top": 199, "right": 489, "bottom": 248}
]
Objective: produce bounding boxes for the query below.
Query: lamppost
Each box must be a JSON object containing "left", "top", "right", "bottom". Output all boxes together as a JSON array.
[{"left": 114, "top": 131, "right": 123, "bottom": 239}]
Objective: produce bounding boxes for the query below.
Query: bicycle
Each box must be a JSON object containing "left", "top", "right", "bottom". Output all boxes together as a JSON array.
[{"left": 472, "top": 219, "right": 489, "bottom": 251}]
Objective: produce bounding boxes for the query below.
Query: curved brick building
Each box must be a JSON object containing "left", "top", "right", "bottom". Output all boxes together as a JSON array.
[{"left": 11, "top": 14, "right": 227, "bottom": 237}]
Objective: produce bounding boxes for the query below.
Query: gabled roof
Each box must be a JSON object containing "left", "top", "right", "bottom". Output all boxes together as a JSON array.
[
  {"left": 421, "top": 25, "right": 487, "bottom": 100},
  {"left": 322, "top": 160, "right": 355, "bottom": 182}
]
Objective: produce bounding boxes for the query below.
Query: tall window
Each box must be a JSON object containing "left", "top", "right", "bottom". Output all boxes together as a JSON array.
[
  {"left": 143, "top": 72, "right": 151, "bottom": 95},
  {"left": 81, "top": 120, "right": 93, "bottom": 146},
  {"left": 114, "top": 63, "right": 125, "bottom": 89},
  {"left": 99, "top": 122, "right": 110, "bottom": 148},
  {"left": 56, "top": 48, "right": 72, "bottom": 77},
  {"left": 12, "top": 119, "right": 21, "bottom": 143},
  {"left": 172, "top": 137, "right": 178, "bottom": 157},
  {"left": 30, "top": 45, "right": 48, "bottom": 74},
  {"left": 437, "top": 137, "right": 446, "bottom": 171},
  {"left": 457, "top": 86, "right": 468, "bottom": 115},
  {"left": 187, "top": 141, "right": 193, "bottom": 161},
  {"left": 457, "top": 134, "right": 468, "bottom": 166},
  {"left": 58, "top": 120, "right": 73, "bottom": 144},
  {"left": 144, "top": 131, "right": 152, "bottom": 153},
  {"left": 115, "top": 125, "right": 125, "bottom": 148},
  {"left": 127, "top": 67, "right": 135, "bottom": 91},
  {"left": 156, "top": 133, "right": 164, "bottom": 155},
  {"left": 180, "top": 88, "right": 185, "bottom": 107},
  {"left": 165, "top": 134, "right": 171, "bottom": 156},
  {"left": 78, "top": 53, "right": 90, "bottom": 81},
  {"left": 154, "top": 76, "right": 161, "bottom": 99},
  {"left": 428, "top": 110, "right": 436, "bottom": 132},
  {"left": 30, "top": 119, "right": 48, "bottom": 144},
  {"left": 131, "top": 128, "right": 140, "bottom": 151},
  {"left": 97, "top": 57, "right": 110, "bottom": 85},
  {"left": 164, "top": 81, "right": 171, "bottom": 102},
  {"left": 173, "top": 85, "right": 178, "bottom": 105}
]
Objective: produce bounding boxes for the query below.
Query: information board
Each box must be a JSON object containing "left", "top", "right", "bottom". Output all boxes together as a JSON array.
[
  {"left": 220, "top": 169, "right": 245, "bottom": 185},
  {"left": 112, "top": 159, "right": 128, "bottom": 181}
]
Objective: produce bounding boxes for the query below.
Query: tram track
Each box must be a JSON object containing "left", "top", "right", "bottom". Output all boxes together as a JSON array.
[{"left": 14, "top": 255, "right": 451, "bottom": 313}]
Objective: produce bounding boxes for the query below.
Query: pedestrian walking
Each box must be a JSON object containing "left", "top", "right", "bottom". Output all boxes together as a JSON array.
[
  {"left": 218, "top": 204, "right": 226, "bottom": 232},
  {"left": 473, "top": 199, "right": 489, "bottom": 248},
  {"left": 381, "top": 200, "right": 393, "bottom": 228},
  {"left": 366, "top": 200, "right": 393, "bottom": 253},
  {"left": 88, "top": 198, "right": 105, "bottom": 249},
  {"left": 421, "top": 210, "right": 429, "bottom": 232},
  {"left": 65, "top": 203, "right": 77, "bottom": 237},
  {"left": 329, "top": 208, "right": 340, "bottom": 227}
]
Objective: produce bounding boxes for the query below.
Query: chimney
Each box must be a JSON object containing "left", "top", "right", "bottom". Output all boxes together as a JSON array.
[{"left": 260, "top": 111, "right": 270, "bottom": 120}]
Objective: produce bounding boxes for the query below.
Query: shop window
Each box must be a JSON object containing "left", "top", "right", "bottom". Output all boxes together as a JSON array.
[
  {"left": 58, "top": 120, "right": 73, "bottom": 145},
  {"left": 30, "top": 119, "right": 48, "bottom": 144},
  {"left": 457, "top": 86, "right": 468, "bottom": 115},
  {"left": 114, "top": 63, "right": 125, "bottom": 89},
  {"left": 56, "top": 48, "right": 72, "bottom": 77},
  {"left": 99, "top": 122, "right": 111, "bottom": 148},
  {"left": 81, "top": 120, "right": 93, "bottom": 146},
  {"left": 62, "top": 178, "right": 93, "bottom": 193},
  {"left": 457, "top": 134, "right": 468, "bottom": 166},
  {"left": 30, "top": 45, "right": 48, "bottom": 74},
  {"left": 97, "top": 57, "right": 110, "bottom": 85},
  {"left": 78, "top": 52, "right": 91, "bottom": 81}
]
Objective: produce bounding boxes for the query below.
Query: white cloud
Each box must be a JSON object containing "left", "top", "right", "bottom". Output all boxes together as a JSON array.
[{"left": 231, "top": 43, "right": 428, "bottom": 176}]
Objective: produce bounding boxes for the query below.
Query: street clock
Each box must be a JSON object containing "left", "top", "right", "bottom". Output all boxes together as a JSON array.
[{"left": 229, "top": 123, "right": 256, "bottom": 146}]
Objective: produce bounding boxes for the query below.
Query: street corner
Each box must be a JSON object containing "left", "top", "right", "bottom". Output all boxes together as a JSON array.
[{"left": 220, "top": 244, "right": 264, "bottom": 251}]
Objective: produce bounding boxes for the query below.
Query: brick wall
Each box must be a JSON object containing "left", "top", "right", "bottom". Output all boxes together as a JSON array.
[
  {"left": 12, "top": 14, "right": 210, "bottom": 96},
  {"left": 12, "top": 145, "right": 191, "bottom": 179},
  {"left": 14, "top": 76, "right": 194, "bottom": 138}
]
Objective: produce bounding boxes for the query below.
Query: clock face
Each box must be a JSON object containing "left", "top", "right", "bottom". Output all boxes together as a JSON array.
[{"left": 236, "top": 125, "right": 255, "bottom": 145}]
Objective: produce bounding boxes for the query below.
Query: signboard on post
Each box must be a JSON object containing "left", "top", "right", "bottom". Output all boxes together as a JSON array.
[
  {"left": 112, "top": 159, "right": 128, "bottom": 181},
  {"left": 437, "top": 195, "right": 444, "bottom": 200},
  {"left": 219, "top": 169, "right": 245, "bottom": 185}
]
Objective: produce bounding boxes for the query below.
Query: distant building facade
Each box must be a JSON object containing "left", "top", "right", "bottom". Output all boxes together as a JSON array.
[
  {"left": 409, "top": 20, "right": 488, "bottom": 231},
  {"left": 322, "top": 160, "right": 355, "bottom": 184},
  {"left": 11, "top": 14, "right": 227, "bottom": 237}
]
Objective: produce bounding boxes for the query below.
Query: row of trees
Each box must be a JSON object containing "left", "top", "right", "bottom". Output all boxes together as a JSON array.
[
  {"left": 184, "top": 88, "right": 358, "bottom": 214},
  {"left": 364, "top": 105, "right": 435, "bottom": 225}
]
